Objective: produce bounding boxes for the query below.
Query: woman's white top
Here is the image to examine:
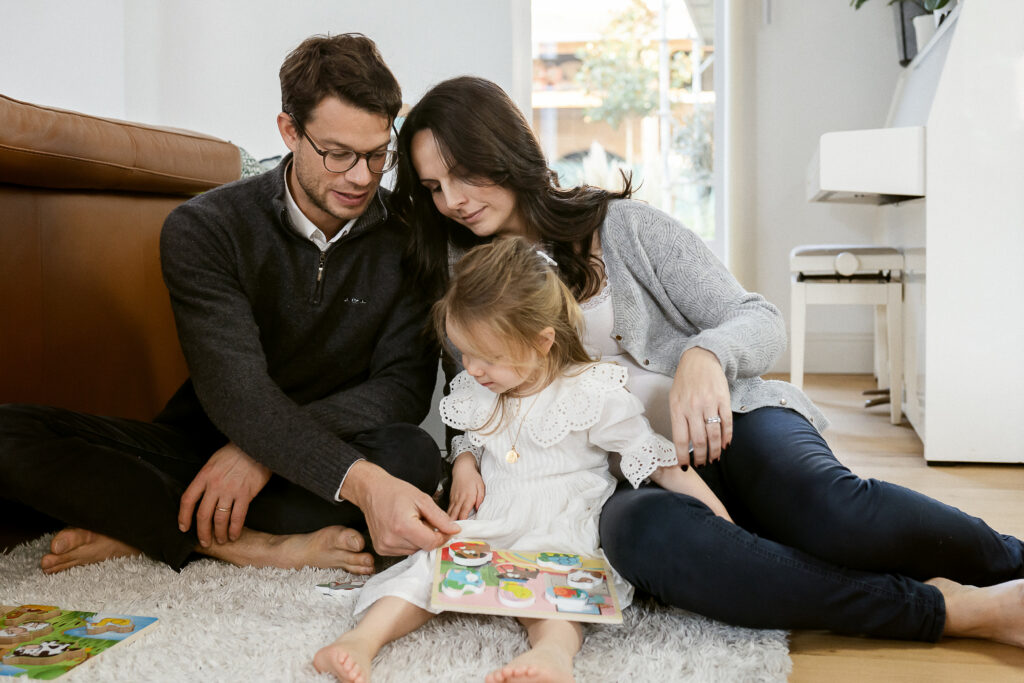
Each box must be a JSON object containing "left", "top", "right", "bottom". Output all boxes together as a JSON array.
[
  {"left": 581, "top": 283, "right": 674, "bottom": 439},
  {"left": 353, "top": 363, "right": 678, "bottom": 616}
]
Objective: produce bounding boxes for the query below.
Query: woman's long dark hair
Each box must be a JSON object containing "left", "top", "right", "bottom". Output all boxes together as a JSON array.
[{"left": 394, "top": 76, "right": 632, "bottom": 302}]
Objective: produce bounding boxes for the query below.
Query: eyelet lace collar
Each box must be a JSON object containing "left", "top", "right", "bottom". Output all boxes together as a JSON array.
[{"left": 439, "top": 363, "right": 629, "bottom": 448}]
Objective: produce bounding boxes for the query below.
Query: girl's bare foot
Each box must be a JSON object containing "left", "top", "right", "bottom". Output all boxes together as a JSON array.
[
  {"left": 485, "top": 645, "right": 575, "bottom": 683},
  {"left": 928, "top": 576, "right": 1024, "bottom": 648},
  {"left": 40, "top": 528, "right": 141, "bottom": 574},
  {"left": 202, "top": 525, "right": 375, "bottom": 574},
  {"left": 313, "top": 635, "right": 374, "bottom": 683}
]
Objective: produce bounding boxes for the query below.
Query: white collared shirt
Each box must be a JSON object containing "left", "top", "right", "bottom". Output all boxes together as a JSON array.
[{"left": 283, "top": 163, "right": 356, "bottom": 250}]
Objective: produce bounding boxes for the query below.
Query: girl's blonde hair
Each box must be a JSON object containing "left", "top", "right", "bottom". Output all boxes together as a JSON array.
[{"left": 433, "top": 237, "right": 595, "bottom": 428}]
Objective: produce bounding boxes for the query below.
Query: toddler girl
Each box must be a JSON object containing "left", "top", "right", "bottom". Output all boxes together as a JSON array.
[{"left": 313, "top": 237, "right": 731, "bottom": 683}]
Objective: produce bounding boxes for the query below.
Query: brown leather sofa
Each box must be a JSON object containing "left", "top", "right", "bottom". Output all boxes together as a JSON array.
[{"left": 0, "top": 94, "right": 242, "bottom": 550}]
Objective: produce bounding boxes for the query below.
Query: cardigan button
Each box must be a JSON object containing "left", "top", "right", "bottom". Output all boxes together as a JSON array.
[
  {"left": 643, "top": 359, "right": 650, "bottom": 365},
  {"left": 614, "top": 335, "right": 622, "bottom": 340},
  {"left": 779, "top": 398, "right": 788, "bottom": 406},
  {"left": 740, "top": 406, "right": 746, "bottom": 411}
]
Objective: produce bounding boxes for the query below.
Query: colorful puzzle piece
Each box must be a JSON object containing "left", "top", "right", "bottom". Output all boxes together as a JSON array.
[
  {"left": 449, "top": 541, "right": 492, "bottom": 567},
  {"left": 2, "top": 640, "right": 85, "bottom": 666},
  {"left": 567, "top": 569, "right": 605, "bottom": 590},
  {"left": 0, "top": 621, "right": 53, "bottom": 645},
  {"left": 536, "top": 552, "right": 582, "bottom": 572},
  {"left": 544, "top": 585, "right": 590, "bottom": 612},
  {"left": 85, "top": 616, "right": 134, "bottom": 635},
  {"left": 495, "top": 563, "right": 540, "bottom": 583},
  {"left": 316, "top": 580, "right": 366, "bottom": 595},
  {"left": 497, "top": 581, "right": 536, "bottom": 608},
  {"left": 440, "top": 568, "right": 485, "bottom": 597},
  {"left": 2, "top": 605, "right": 60, "bottom": 626}
]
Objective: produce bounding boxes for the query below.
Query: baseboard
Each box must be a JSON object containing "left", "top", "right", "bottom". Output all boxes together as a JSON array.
[{"left": 773, "top": 332, "right": 875, "bottom": 374}]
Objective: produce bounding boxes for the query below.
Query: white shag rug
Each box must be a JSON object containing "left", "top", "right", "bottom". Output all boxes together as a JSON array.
[{"left": 1, "top": 535, "right": 790, "bottom": 682}]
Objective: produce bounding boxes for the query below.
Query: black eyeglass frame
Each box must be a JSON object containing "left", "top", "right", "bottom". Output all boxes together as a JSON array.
[{"left": 288, "top": 114, "right": 399, "bottom": 175}]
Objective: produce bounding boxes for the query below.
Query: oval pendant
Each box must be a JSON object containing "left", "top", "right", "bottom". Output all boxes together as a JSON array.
[{"left": 505, "top": 449, "right": 519, "bottom": 464}]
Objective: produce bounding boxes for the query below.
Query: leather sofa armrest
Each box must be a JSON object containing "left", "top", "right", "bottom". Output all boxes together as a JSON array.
[{"left": 0, "top": 94, "right": 241, "bottom": 194}]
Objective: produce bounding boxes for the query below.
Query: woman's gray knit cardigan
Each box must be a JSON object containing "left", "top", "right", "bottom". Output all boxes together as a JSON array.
[{"left": 599, "top": 199, "right": 828, "bottom": 431}]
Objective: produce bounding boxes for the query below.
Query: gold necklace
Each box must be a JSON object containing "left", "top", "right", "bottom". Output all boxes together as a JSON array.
[{"left": 506, "top": 394, "right": 540, "bottom": 464}]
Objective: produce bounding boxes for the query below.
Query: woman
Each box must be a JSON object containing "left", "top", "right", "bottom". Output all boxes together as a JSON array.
[{"left": 394, "top": 75, "right": 1024, "bottom": 647}]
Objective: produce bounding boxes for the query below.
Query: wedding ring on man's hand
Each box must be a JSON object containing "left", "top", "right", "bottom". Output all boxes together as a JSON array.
[
  {"left": 705, "top": 416, "right": 722, "bottom": 424},
  {"left": 216, "top": 506, "right": 231, "bottom": 512}
]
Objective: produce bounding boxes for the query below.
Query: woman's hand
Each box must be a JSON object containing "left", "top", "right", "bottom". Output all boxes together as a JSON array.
[
  {"left": 669, "top": 347, "right": 733, "bottom": 467},
  {"left": 448, "top": 452, "right": 485, "bottom": 521}
]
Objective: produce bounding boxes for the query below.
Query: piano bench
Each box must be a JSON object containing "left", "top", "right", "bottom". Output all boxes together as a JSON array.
[{"left": 789, "top": 245, "right": 904, "bottom": 425}]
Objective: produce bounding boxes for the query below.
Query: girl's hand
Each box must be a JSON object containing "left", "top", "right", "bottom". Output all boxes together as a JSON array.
[
  {"left": 650, "top": 465, "right": 734, "bottom": 524},
  {"left": 448, "top": 452, "right": 485, "bottom": 521},
  {"left": 670, "top": 347, "right": 733, "bottom": 467}
]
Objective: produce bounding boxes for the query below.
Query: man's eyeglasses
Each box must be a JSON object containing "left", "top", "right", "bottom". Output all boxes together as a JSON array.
[{"left": 289, "top": 114, "right": 399, "bottom": 175}]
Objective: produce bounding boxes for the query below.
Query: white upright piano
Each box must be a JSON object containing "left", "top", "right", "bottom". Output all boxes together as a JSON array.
[{"left": 807, "top": 0, "right": 1024, "bottom": 463}]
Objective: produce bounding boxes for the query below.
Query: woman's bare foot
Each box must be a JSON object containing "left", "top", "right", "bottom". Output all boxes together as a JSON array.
[
  {"left": 39, "top": 528, "right": 141, "bottom": 574},
  {"left": 485, "top": 645, "right": 575, "bottom": 683},
  {"left": 201, "top": 525, "right": 375, "bottom": 574},
  {"left": 313, "top": 635, "right": 374, "bottom": 683},
  {"left": 928, "top": 576, "right": 1024, "bottom": 648}
]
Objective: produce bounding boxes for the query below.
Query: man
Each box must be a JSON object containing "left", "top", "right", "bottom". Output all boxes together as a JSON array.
[{"left": 0, "top": 33, "right": 458, "bottom": 574}]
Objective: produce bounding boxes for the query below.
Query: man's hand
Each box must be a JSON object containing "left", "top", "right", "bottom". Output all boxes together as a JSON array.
[
  {"left": 341, "top": 460, "right": 461, "bottom": 556},
  {"left": 178, "top": 442, "right": 272, "bottom": 547},
  {"left": 670, "top": 347, "right": 733, "bottom": 467},
  {"left": 448, "top": 452, "right": 485, "bottom": 521}
]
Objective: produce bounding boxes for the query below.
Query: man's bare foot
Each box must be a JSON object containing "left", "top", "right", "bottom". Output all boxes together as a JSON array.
[
  {"left": 40, "top": 528, "right": 141, "bottom": 574},
  {"left": 928, "top": 576, "right": 1024, "bottom": 648},
  {"left": 485, "top": 645, "right": 575, "bottom": 683},
  {"left": 201, "top": 525, "right": 375, "bottom": 574},
  {"left": 313, "top": 634, "right": 374, "bottom": 683}
]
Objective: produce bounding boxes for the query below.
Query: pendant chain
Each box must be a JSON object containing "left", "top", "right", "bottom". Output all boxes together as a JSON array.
[{"left": 506, "top": 394, "right": 540, "bottom": 464}]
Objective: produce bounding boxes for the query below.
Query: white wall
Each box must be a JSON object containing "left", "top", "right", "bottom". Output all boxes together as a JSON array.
[
  {"left": 1, "top": 0, "right": 128, "bottom": 119},
  {"left": 736, "top": 1, "right": 903, "bottom": 373},
  {"left": 2, "top": 0, "right": 532, "bottom": 160}
]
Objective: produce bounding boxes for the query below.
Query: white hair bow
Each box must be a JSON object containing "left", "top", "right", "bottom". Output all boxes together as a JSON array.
[{"left": 535, "top": 249, "right": 558, "bottom": 267}]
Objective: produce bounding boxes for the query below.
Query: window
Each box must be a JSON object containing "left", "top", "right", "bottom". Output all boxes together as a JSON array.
[{"left": 531, "top": 0, "right": 718, "bottom": 256}]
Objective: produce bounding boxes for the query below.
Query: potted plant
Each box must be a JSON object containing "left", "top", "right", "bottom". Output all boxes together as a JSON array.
[
  {"left": 851, "top": 0, "right": 954, "bottom": 65},
  {"left": 850, "top": 0, "right": 949, "bottom": 10}
]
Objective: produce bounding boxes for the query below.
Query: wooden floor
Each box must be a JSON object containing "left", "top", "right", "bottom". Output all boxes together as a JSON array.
[{"left": 786, "top": 374, "right": 1024, "bottom": 682}]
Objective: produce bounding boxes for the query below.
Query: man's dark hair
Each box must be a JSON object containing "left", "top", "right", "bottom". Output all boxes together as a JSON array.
[{"left": 279, "top": 33, "right": 401, "bottom": 126}]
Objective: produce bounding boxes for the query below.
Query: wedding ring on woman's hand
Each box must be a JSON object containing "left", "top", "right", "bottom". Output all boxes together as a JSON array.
[
  {"left": 216, "top": 506, "right": 231, "bottom": 512},
  {"left": 705, "top": 416, "right": 722, "bottom": 424}
]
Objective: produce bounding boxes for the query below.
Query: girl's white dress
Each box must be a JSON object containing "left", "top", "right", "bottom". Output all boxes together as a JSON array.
[{"left": 353, "top": 362, "right": 678, "bottom": 616}]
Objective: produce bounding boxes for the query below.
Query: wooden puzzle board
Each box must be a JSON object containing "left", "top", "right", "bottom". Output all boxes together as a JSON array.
[
  {"left": 429, "top": 541, "right": 623, "bottom": 624},
  {"left": 0, "top": 604, "right": 157, "bottom": 679}
]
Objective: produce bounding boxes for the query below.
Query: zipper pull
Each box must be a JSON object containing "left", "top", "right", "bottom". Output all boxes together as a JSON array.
[{"left": 316, "top": 251, "right": 326, "bottom": 282}]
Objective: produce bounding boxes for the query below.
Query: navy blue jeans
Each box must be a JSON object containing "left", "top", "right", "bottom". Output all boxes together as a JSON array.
[
  {"left": 600, "top": 408, "right": 1024, "bottom": 641},
  {"left": 0, "top": 404, "right": 442, "bottom": 570}
]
